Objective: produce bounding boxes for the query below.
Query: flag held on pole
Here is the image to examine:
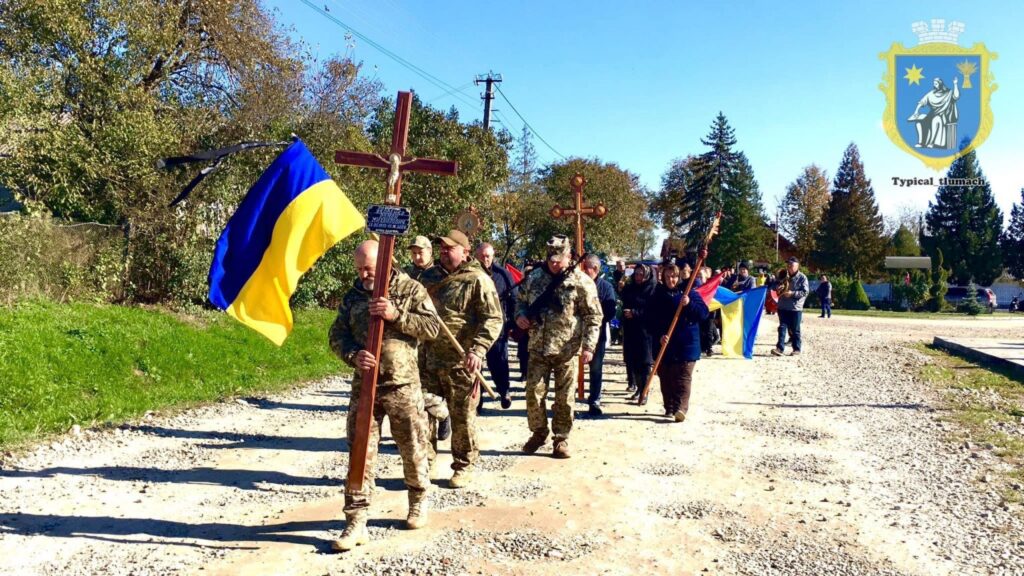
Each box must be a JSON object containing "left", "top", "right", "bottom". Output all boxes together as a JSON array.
[
  {"left": 695, "top": 275, "right": 767, "bottom": 359},
  {"left": 208, "top": 139, "right": 365, "bottom": 345}
]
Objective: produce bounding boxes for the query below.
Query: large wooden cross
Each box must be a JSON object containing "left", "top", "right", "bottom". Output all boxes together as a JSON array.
[
  {"left": 335, "top": 91, "right": 458, "bottom": 493},
  {"left": 548, "top": 173, "right": 607, "bottom": 400}
]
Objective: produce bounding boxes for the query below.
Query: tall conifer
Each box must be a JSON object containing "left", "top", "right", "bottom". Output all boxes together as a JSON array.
[
  {"left": 815, "top": 143, "right": 885, "bottom": 277},
  {"left": 924, "top": 147, "right": 1003, "bottom": 285}
]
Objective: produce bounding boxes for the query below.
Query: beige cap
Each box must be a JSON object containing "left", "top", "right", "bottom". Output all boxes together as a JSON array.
[
  {"left": 408, "top": 235, "right": 431, "bottom": 250},
  {"left": 438, "top": 229, "right": 471, "bottom": 250}
]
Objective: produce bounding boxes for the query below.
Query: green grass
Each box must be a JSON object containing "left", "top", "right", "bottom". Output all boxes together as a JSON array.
[
  {"left": 916, "top": 343, "right": 1024, "bottom": 501},
  {"left": 0, "top": 300, "right": 348, "bottom": 450}
]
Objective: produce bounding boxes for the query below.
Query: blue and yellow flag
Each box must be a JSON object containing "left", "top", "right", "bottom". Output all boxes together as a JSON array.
[
  {"left": 702, "top": 285, "right": 767, "bottom": 359},
  {"left": 208, "top": 139, "right": 364, "bottom": 345}
]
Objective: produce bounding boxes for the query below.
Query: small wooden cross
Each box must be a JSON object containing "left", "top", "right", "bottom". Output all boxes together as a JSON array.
[
  {"left": 335, "top": 91, "right": 458, "bottom": 493},
  {"left": 549, "top": 173, "right": 607, "bottom": 400}
]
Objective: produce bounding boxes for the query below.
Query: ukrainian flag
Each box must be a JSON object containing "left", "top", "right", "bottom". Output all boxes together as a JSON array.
[
  {"left": 696, "top": 279, "right": 767, "bottom": 359},
  {"left": 208, "top": 139, "right": 364, "bottom": 345}
]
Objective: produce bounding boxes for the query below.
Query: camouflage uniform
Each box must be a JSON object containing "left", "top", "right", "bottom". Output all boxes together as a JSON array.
[
  {"left": 403, "top": 262, "right": 448, "bottom": 422},
  {"left": 419, "top": 260, "right": 503, "bottom": 471},
  {"left": 329, "top": 270, "right": 440, "bottom": 519},
  {"left": 403, "top": 263, "right": 431, "bottom": 282},
  {"left": 517, "top": 261, "right": 601, "bottom": 442}
]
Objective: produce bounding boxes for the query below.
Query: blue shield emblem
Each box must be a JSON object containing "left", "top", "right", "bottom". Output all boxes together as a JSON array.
[{"left": 880, "top": 20, "right": 996, "bottom": 169}]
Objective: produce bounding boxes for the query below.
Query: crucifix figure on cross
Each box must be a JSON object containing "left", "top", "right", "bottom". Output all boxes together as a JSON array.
[
  {"left": 334, "top": 91, "right": 458, "bottom": 495},
  {"left": 549, "top": 173, "right": 608, "bottom": 400}
]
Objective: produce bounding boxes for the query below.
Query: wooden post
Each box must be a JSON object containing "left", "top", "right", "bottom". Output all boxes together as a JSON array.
[
  {"left": 548, "top": 173, "right": 607, "bottom": 400},
  {"left": 335, "top": 91, "right": 458, "bottom": 493}
]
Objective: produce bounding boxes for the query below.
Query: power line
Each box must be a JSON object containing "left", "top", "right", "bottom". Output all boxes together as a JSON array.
[
  {"left": 495, "top": 85, "right": 565, "bottom": 160},
  {"left": 427, "top": 81, "right": 475, "bottom": 105},
  {"left": 295, "top": 0, "right": 479, "bottom": 109},
  {"left": 296, "top": 0, "right": 566, "bottom": 160}
]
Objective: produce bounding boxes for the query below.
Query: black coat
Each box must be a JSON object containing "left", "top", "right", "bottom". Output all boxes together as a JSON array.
[{"left": 620, "top": 271, "right": 657, "bottom": 365}]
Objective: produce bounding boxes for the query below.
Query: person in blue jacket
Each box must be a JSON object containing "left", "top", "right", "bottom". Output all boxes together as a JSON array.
[{"left": 647, "top": 263, "right": 710, "bottom": 422}]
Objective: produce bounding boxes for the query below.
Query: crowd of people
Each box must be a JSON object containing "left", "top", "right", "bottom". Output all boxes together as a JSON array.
[{"left": 326, "top": 233, "right": 815, "bottom": 552}]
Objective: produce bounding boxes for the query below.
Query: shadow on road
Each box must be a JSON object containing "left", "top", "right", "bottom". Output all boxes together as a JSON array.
[
  {"left": 0, "top": 513, "right": 342, "bottom": 552},
  {"left": 128, "top": 426, "right": 344, "bottom": 452},
  {"left": 0, "top": 466, "right": 342, "bottom": 490}
]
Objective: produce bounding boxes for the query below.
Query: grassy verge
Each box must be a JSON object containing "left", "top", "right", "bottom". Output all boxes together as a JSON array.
[
  {"left": 832, "top": 309, "right": 1004, "bottom": 320},
  {"left": 916, "top": 344, "right": 1024, "bottom": 502},
  {"left": 0, "top": 300, "right": 348, "bottom": 450}
]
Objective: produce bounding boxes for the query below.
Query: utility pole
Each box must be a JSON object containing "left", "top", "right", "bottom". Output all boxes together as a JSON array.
[{"left": 475, "top": 71, "right": 502, "bottom": 130}]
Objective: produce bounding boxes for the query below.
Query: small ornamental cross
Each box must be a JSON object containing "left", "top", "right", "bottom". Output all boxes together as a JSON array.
[
  {"left": 335, "top": 91, "right": 458, "bottom": 493},
  {"left": 549, "top": 173, "right": 607, "bottom": 400}
]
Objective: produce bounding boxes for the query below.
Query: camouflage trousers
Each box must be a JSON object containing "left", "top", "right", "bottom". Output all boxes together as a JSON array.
[
  {"left": 418, "top": 348, "right": 449, "bottom": 421},
  {"left": 422, "top": 367, "right": 478, "bottom": 471},
  {"left": 344, "top": 384, "right": 430, "bottom": 517},
  {"left": 525, "top": 349, "right": 578, "bottom": 441}
]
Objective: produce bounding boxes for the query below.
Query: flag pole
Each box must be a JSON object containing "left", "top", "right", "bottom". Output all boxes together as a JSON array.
[{"left": 639, "top": 212, "right": 721, "bottom": 405}]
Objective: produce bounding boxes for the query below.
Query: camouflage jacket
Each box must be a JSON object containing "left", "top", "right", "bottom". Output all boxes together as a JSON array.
[
  {"left": 329, "top": 270, "right": 440, "bottom": 388},
  {"left": 419, "top": 260, "right": 503, "bottom": 370},
  {"left": 402, "top": 263, "right": 431, "bottom": 282},
  {"left": 517, "top": 265, "right": 602, "bottom": 357}
]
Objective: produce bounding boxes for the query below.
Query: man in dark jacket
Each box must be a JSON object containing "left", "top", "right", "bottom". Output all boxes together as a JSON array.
[
  {"left": 582, "top": 255, "right": 617, "bottom": 416},
  {"left": 728, "top": 262, "right": 756, "bottom": 293},
  {"left": 475, "top": 242, "right": 516, "bottom": 410},
  {"left": 771, "top": 257, "right": 809, "bottom": 356},
  {"left": 816, "top": 274, "right": 832, "bottom": 318}
]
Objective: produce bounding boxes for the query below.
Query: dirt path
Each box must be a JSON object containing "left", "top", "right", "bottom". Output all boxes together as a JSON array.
[{"left": 2, "top": 315, "right": 1024, "bottom": 575}]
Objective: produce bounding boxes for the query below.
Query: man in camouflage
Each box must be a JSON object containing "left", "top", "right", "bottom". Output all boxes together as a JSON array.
[
  {"left": 403, "top": 234, "right": 451, "bottom": 440},
  {"left": 403, "top": 235, "right": 434, "bottom": 281},
  {"left": 328, "top": 240, "right": 440, "bottom": 552},
  {"left": 418, "top": 230, "right": 503, "bottom": 488},
  {"left": 516, "top": 235, "right": 602, "bottom": 459}
]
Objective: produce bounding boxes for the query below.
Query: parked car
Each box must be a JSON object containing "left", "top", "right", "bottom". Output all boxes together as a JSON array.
[{"left": 944, "top": 286, "right": 997, "bottom": 310}]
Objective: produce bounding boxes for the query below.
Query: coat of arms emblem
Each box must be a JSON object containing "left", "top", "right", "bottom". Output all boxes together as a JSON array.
[{"left": 880, "top": 20, "right": 997, "bottom": 169}]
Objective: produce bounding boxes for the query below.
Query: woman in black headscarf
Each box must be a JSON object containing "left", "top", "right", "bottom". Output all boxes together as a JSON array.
[{"left": 620, "top": 263, "right": 657, "bottom": 404}]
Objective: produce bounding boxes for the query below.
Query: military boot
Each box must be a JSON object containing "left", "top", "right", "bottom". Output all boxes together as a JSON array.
[
  {"left": 552, "top": 438, "right": 570, "bottom": 459},
  {"left": 331, "top": 513, "right": 369, "bottom": 552},
  {"left": 522, "top": 431, "right": 548, "bottom": 454},
  {"left": 406, "top": 490, "right": 429, "bottom": 529},
  {"left": 449, "top": 468, "right": 473, "bottom": 489}
]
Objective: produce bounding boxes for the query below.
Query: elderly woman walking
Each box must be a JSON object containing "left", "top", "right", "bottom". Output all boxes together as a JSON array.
[{"left": 620, "top": 263, "right": 657, "bottom": 404}]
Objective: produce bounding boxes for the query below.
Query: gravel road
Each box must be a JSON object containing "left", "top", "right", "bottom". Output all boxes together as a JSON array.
[{"left": 1, "top": 314, "right": 1023, "bottom": 575}]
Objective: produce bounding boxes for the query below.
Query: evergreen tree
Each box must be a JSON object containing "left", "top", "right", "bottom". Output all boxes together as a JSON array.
[
  {"left": 928, "top": 248, "right": 950, "bottom": 312},
  {"left": 779, "top": 164, "right": 831, "bottom": 265},
  {"left": 924, "top": 147, "right": 1004, "bottom": 285},
  {"left": 890, "top": 225, "right": 921, "bottom": 256},
  {"left": 959, "top": 283, "right": 983, "bottom": 315},
  {"left": 814, "top": 143, "right": 886, "bottom": 277},
  {"left": 663, "top": 113, "right": 771, "bottom": 264},
  {"left": 1000, "top": 188, "right": 1024, "bottom": 279},
  {"left": 714, "top": 152, "right": 773, "bottom": 266},
  {"left": 681, "top": 113, "right": 736, "bottom": 248}
]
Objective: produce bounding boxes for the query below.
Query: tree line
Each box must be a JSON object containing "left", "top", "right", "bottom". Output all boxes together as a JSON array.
[
  {"left": 3, "top": 1, "right": 1021, "bottom": 310},
  {"left": 0, "top": 0, "right": 653, "bottom": 307},
  {"left": 649, "top": 111, "right": 1024, "bottom": 293}
]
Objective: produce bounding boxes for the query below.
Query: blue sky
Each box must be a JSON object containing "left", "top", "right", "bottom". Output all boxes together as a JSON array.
[{"left": 266, "top": 0, "right": 1024, "bottom": 228}]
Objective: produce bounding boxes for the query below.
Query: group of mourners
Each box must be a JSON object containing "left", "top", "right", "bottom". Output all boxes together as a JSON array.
[
  {"left": 325, "top": 227, "right": 815, "bottom": 553},
  {"left": 328, "top": 231, "right": 604, "bottom": 552}
]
